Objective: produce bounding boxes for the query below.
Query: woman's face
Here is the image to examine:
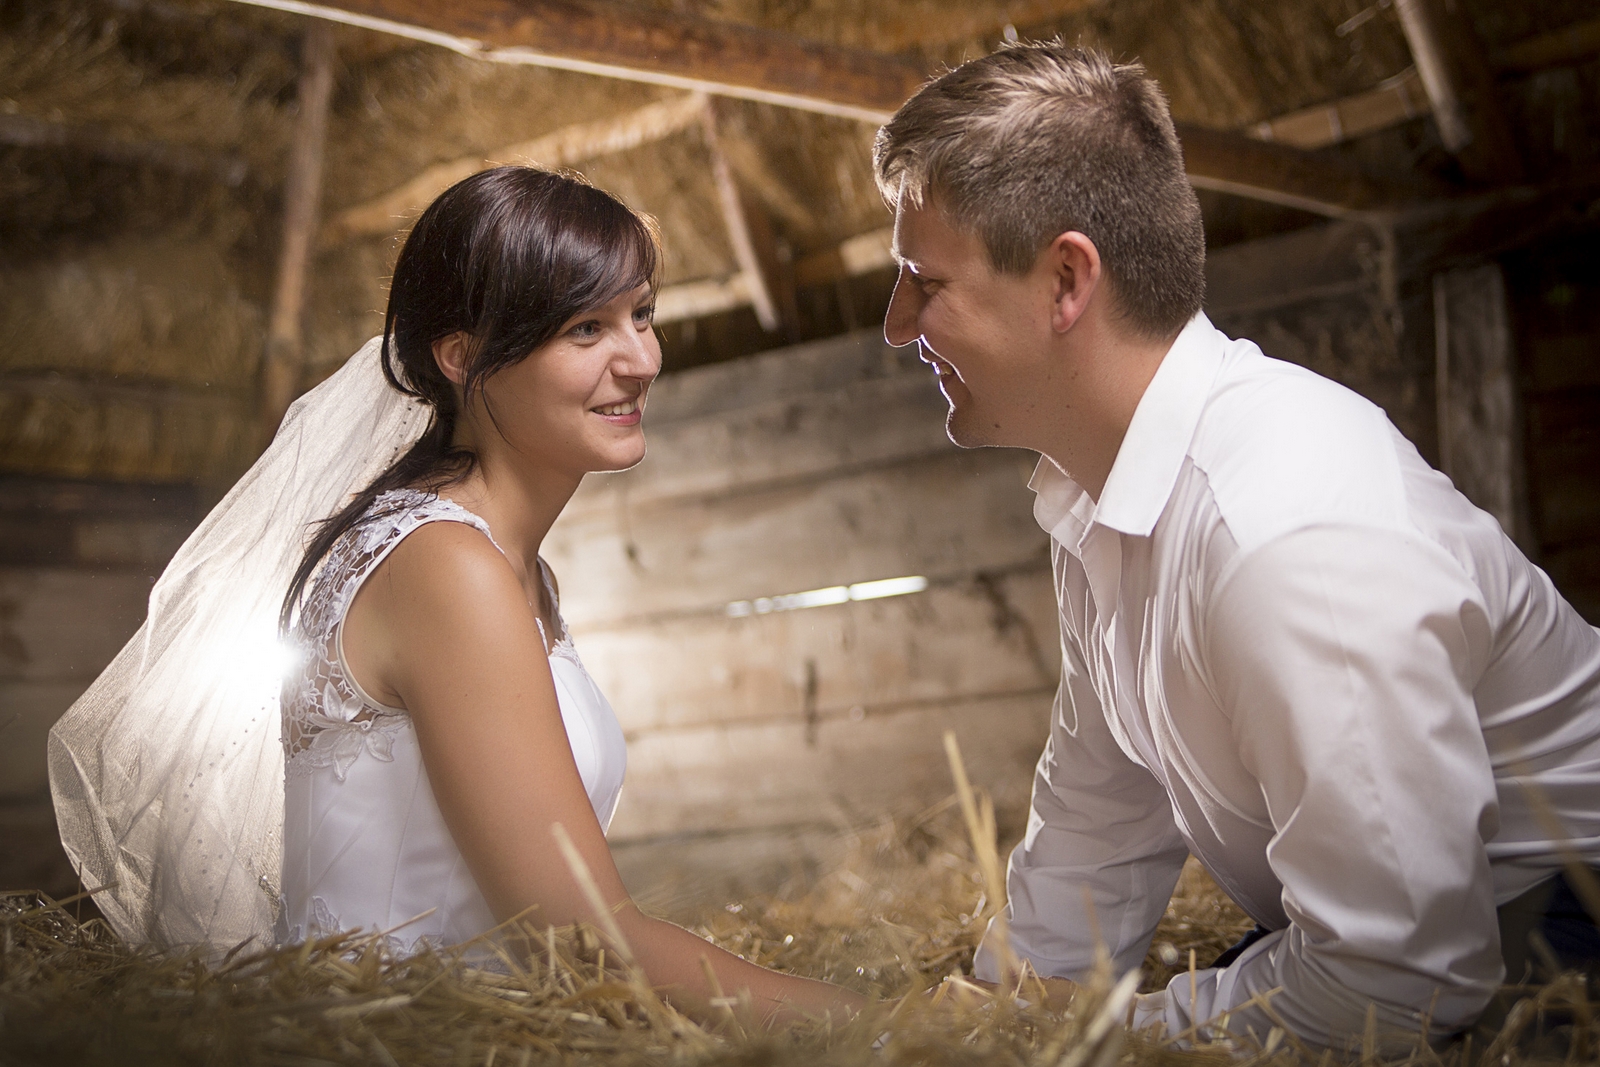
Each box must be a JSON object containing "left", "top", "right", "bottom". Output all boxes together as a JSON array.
[{"left": 470, "top": 283, "right": 661, "bottom": 477}]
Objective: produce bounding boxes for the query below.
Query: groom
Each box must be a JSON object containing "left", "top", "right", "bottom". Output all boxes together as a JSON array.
[{"left": 875, "top": 43, "right": 1600, "bottom": 1049}]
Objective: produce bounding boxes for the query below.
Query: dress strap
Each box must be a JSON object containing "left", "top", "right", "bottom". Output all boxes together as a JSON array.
[{"left": 534, "top": 557, "right": 572, "bottom": 652}]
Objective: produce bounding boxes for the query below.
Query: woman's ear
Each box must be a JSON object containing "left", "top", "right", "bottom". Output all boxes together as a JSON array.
[
  {"left": 431, "top": 332, "right": 471, "bottom": 386},
  {"left": 1048, "top": 231, "right": 1102, "bottom": 335}
]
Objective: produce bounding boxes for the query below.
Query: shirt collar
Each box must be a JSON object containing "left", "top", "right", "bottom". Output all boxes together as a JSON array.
[{"left": 1030, "top": 312, "right": 1226, "bottom": 548}]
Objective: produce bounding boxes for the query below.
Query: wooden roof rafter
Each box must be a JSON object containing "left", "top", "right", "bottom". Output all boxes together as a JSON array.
[
  {"left": 227, "top": 0, "right": 925, "bottom": 123},
  {"left": 324, "top": 92, "right": 714, "bottom": 243},
  {"left": 228, "top": 0, "right": 1425, "bottom": 221}
]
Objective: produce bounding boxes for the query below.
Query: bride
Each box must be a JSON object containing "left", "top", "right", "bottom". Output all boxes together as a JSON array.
[{"left": 50, "top": 166, "right": 859, "bottom": 1027}]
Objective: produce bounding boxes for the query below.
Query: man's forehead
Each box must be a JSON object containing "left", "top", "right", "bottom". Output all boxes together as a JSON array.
[{"left": 890, "top": 193, "right": 972, "bottom": 271}]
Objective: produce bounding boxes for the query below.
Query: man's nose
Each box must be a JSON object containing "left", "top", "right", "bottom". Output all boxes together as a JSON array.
[{"left": 883, "top": 267, "right": 921, "bottom": 348}]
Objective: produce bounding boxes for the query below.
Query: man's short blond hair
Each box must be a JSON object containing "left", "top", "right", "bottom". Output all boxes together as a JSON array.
[{"left": 874, "top": 43, "right": 1205, "bottom": 338}]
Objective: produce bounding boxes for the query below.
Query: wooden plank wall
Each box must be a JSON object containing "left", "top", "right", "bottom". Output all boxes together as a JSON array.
[
  {"left": 1204, "top": 219, "right": 1429, "bottom": 450},
  {"left": 545, "top": 332, "right": 1060, "bottom": 842},
  {"left": 0, "top": 478, "right": 199, "bottom": 895},
  {"left": 1504, "top": 237, "right": 1600, "bottom": 623},
  {"left": 1433, "top": 263, "right": 1535, "bottom": 551}
]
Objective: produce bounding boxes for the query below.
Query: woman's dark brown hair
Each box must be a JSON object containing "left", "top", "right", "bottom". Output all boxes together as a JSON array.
[{"left": 280, "top": 166, "right": 658, "bottom": 629}]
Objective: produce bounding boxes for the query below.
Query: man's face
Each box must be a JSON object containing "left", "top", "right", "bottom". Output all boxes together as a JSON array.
[{"left": 884, "top": 194, "right": 1052, "bottom": 449}]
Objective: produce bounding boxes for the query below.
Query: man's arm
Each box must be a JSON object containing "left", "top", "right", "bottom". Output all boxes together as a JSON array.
[
  {"left": 1157, "top": 523, "right": 1502, "bottom": 1049},
  {"left": 975, "top": 628, "right": 1189, "bottom": 983}
]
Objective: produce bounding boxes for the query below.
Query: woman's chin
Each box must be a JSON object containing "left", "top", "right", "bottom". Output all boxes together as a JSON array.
[{"left": 587, "top": 443, "right": 648, "bottom": 473}]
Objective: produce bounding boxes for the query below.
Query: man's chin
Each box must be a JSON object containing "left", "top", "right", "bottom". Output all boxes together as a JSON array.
[{"left": 944, "top": 407, "right": 997, "bottom": 449}]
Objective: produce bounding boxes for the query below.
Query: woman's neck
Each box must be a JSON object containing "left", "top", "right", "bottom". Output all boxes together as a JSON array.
[{"left": 441, "top": 455, "right": 583, "bottom": 580}]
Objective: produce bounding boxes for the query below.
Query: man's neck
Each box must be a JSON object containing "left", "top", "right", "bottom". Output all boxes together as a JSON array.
[{"left": 1031, "top": 317, "right": 1181, "bottom": 502}]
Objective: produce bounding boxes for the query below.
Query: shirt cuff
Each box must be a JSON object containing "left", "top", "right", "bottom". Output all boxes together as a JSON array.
[{"left": 1131, "top": 989, "right": 1172, "bottom": 1037}]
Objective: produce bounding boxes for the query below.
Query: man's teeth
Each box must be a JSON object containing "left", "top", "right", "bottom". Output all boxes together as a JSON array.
[{"left": 596, "top": 400, "right": 638, "bottom": 416}]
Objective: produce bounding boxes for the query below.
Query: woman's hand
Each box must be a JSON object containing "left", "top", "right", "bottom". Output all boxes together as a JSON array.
[{"left": 961, "top": 975, "right": 1079, "bottom": 1011}]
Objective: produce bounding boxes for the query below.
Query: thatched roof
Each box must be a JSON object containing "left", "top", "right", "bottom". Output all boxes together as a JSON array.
[{"left": 2, "top": 0, "right": 1598, "bottom": 484}]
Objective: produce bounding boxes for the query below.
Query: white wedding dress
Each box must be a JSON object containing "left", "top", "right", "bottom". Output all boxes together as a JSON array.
[{"left": 276, "top": 488, "right": 627, "bottom": 952}]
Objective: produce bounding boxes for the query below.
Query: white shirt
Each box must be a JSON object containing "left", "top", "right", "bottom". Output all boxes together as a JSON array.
[{"left": 972, "top": 314, "right": 1600, "bottom": 1048}]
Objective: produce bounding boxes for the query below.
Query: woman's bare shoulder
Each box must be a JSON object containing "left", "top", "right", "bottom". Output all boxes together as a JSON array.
[{"left": 372, "top": 518, "right": 526, "bottom": 626}]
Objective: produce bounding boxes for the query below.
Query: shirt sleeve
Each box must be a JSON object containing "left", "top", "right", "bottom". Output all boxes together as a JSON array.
[
  {"left": 1143, "top": 523, "right": 1503, "bottom": 1049},
  {"left": 974, "top": 622, "right": 1189, "bottom": 983}
]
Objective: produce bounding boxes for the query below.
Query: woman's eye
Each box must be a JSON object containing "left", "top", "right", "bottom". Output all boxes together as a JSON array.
[
  {"left": 570, "top": 320, "right": 601, "bottom": 339},
  {"left": 633, "top": 304, "right": 656, "bottom": 324}
]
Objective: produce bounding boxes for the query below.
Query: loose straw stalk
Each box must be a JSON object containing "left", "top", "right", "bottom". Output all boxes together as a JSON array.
[{"left": 943, "top": 730, "right": 1019, "bottom": 985}]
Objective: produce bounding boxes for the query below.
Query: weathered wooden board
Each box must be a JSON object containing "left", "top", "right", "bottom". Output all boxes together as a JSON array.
[
  {"left": 1204, "top": 220, "right": 1378, "bottom": 315},
  {"left": 574, "top": 568, "right": 1058, "bottom": 735},
  {"left": 549, "top": 448, "right": 1047, "bottom": 628},
  {"left": 567, "top": 369, "right": 953, "bottom": 515},
  {"left": 0, "top": 681, "right": 90, "bottom": 798},
  {"left": 0, "top": 569, "right": 151, "bottom": 798},
  {"left": 1433, "top": 263, "right": 1531, "bottom": 547},
  {"left": 606, "top": 691, "right": 1053, "bottom": 841},
  {"left": 0, "top": 569, "right": 150, "bottom": 684},
  {"left": 0, "top": 478, "right": 199, "bottom": 569},
  {"left": 628, "top": 330, "right": 919, "bottom": 426}
]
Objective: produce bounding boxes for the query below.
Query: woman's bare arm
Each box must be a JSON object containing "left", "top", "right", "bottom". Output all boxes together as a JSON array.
[{"left": 343, "top": 521, "right": 861, "bottom": 1026}]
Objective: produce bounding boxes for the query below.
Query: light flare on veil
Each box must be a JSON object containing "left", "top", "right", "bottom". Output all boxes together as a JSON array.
[{"left": 48, "top": 338, "right": 428, "bottom": 954}]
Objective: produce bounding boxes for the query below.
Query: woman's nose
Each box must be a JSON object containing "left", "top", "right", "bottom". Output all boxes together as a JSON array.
[{"left": 620, "top": 327, "right": 662, "bottom": 379}]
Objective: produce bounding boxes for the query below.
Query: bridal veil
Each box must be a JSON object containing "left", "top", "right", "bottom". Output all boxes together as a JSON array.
[{"left": 48, "top": 338, "right": 429, "bottom": 953}]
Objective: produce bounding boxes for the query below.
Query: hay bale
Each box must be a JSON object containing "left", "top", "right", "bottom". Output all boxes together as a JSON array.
[{"left": 0, "top": 237, "right": 261, "bottom": 482}]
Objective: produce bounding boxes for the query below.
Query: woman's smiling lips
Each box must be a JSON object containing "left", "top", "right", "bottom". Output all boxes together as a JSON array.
[{"left": 592, "top": 397, "right": 643, "bottom": 426}]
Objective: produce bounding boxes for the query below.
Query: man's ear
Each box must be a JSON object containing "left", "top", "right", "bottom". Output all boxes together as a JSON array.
[
  {"left": 431, "top": 331, "right": 471, "bottom": 386},
  {"left": 1047, "top": 231, "right": 1102, "bottom": 335}
]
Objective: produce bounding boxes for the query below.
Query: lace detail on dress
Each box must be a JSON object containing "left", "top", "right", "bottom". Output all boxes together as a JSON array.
[
  {"left": 281, "top": 488, "right": 578, "bottom": 781},
  {"left": 281, "top": 489, "right": 500, "bottom": 781},
  {"left": 281, "top": 896, "right": 415, "bottom": 954},
  {"left": 534, "top": 558, "right": 582, "bottom": 667}
]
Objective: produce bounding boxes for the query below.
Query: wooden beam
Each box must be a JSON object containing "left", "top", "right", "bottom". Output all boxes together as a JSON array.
[
  {"left": 702, "top": 101, "right": 786, "bottom": 334},
  {"left": 793, "top": 228, "right": 895, "bottom": 288},
  {"left": 1496, "top": 16, "right": 1600, "bottom": 73},
  {"left": 1395, "top": 169, "right": 1600, "bottom": 276},
  {"left": 856, "top": 0, "right": 1100, "bottom": 52},
  {"left": 228, "top": 0, "right": 925, "bottom": 123},
  {"left": 1432, "top": 263, "right": 1533, "bottom": 549},
  {"left": 324, "top": 92, "right": 710, "bottom": 243},
  {"left": 1247, "top": 68, "right": 1429, "bottom": 151},
  {"left": 1177, "top": 124, "right": 1415, "bottom": 217},
  {"left": 1202, "top": 220, "right": 1381, "bottom": 316},
  {"left": 235, "top": 0, "right": 1424, "bottom": 218},
  {"left": 654, "top": 273, "right": 753, "bottom": 324},
  {"left": 0, "top": 114, "right": 246, "bottom": 185},
  {"left": 259, "top": 24, "right": 336, "bottom": 440},
  {"left": 654, "top": 227, "right": 895, "bottom": 325},
  {"left": 1394, "top": 0, "right": 1524, "bottom": 185}
]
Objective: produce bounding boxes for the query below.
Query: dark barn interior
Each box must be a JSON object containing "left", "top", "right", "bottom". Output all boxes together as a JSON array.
[{"left": 2, "top": 0, "right": 1599, "bottom": 1060}]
